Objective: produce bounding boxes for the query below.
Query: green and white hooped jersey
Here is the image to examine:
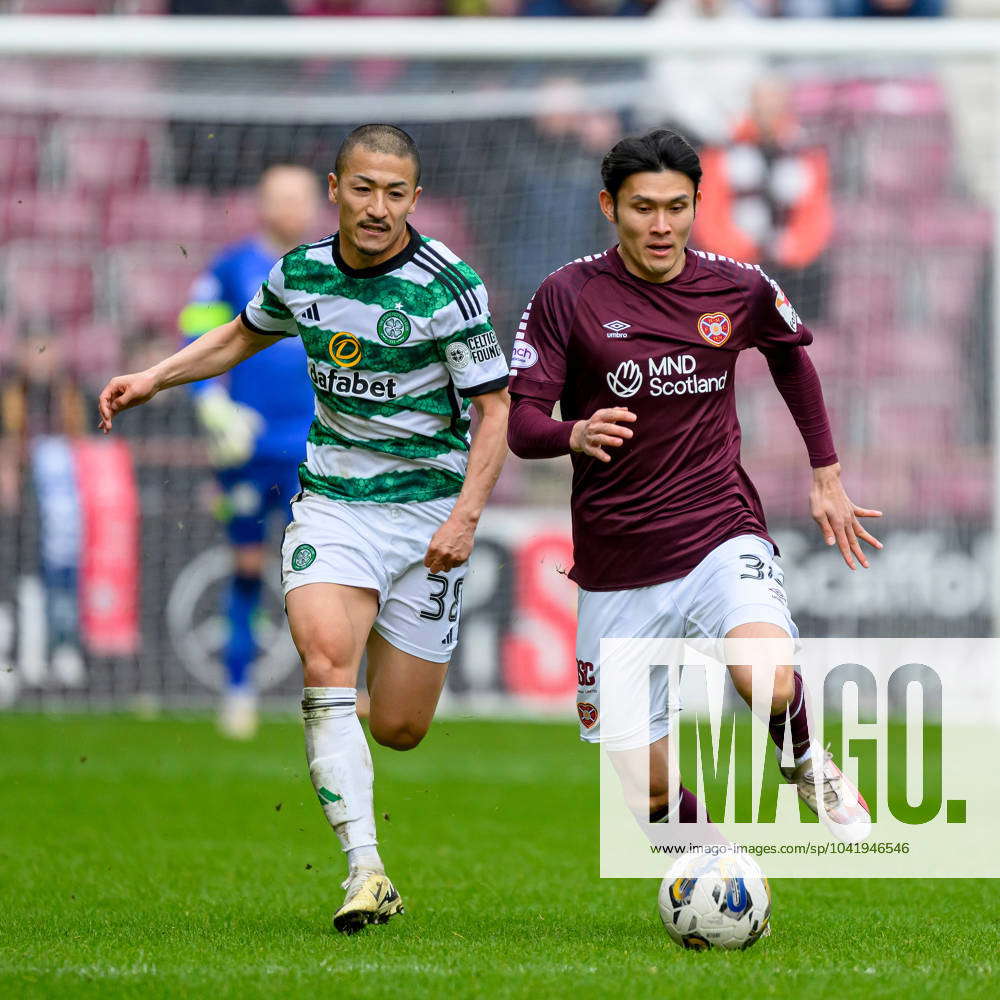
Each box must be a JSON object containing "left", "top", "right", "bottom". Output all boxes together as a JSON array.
[{"left": 241, "top": 226, "right": 508, "bottom": 504}]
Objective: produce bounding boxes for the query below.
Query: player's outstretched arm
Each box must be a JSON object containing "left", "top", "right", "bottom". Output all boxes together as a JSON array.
[
  {"left": 424, "top": 388, "right": 510, "bottom": 574},
  {"left": 810, "top": 462, "right": 883, "bottom": 571},
  {"left": 97, "top": 316, "right": 276, "bottom": 432}
]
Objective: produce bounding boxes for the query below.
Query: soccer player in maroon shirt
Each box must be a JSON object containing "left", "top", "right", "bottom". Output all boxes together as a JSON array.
[{"left": 507, "top": 129, "right": 881, "bottom": 842}]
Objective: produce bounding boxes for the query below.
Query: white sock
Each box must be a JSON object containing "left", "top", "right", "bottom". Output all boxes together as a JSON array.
[
  {"left": 794, "top": 746, "right": 813, "bottom": 767},
  {"left": 302, "top": 686, "right": 382, "bottom": 872}
]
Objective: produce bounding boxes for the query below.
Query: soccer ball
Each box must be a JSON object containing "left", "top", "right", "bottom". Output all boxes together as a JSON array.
[{"left": 658, "top": 850, "right": 771, "bottom": 951}]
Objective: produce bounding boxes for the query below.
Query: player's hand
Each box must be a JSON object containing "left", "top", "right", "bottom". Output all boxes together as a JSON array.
[
  {"left": 97, "top": 371, "right": 160, "bottom": 432},
  {"left": 569, "top": 407, "right": 637, "bottom": 463},
  {"left": 810, "top": 463, "right": 883, "bottom": 571},
  {"left": 195, "top": 386, "right": 263, "bottom": 468},
  {"left": 424, "top": 513, "right": 475, "bottom": 573}
]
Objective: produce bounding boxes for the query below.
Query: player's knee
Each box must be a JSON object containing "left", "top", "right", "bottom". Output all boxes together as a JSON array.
[
  {"left": 299, "top": 646, "right": 357, "bottom": 688},
  {"left": 369, "top": 719, "right": 427, "bottom": 751}
]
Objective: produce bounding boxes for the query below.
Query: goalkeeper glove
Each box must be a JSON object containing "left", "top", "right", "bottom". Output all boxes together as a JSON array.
[{"left": 195, "top": 386, "right": 263, "bottom": 468}]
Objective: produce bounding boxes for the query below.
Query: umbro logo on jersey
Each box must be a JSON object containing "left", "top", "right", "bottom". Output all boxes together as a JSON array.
[
  {"left": 603, "top": 320, "right": 631, "bottom": 338},
  {"left": 302, "top": 302, "right": 320, "bottom": 322}
]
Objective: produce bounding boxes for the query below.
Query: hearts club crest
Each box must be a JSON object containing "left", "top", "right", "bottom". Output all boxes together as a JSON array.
[{"left": 698, "top": 312, "right": 732, "bottom": 347}]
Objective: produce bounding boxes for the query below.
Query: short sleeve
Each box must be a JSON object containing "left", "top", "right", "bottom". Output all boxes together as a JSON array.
[
  {"left": 241, "top": 259, "right": 297, "bottom": 338},
  {"left": 437, "top": 276, "right": 509, "bottom": 398},
  {"left": 749, "top": 268, "right": 813, "bottom": 352},
  {"left": 507, "top": 275, "right": 574, "bottom": 403}
]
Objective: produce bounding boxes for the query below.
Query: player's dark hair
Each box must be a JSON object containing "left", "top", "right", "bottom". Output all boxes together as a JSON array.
[
  {"left": 601, "top": 129, "right": 702, "bottom": 205},
  {"left": 335, "top": 124, "right": 421, "bottom": 185}
]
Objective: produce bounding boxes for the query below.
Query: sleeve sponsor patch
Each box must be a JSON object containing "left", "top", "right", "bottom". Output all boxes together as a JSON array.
[
  {"left": 771, "top": 281, "right": 801, "bottom": 332},
  {"left": 510, "top": 342, "right": 538, "bottom": 370},
  {"left": 467, "top": 329, "right": 503, "bottom": 365}
]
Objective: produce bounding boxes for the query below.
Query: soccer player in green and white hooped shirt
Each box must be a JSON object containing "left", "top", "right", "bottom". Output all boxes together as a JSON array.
[{"left": 98, "top": 125, "right": 511, "bottom": 934}]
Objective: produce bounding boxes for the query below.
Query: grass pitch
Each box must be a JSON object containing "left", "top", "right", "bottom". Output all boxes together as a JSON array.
[{"left": 0, "top": 715, "right": 995, "bottom": 999}]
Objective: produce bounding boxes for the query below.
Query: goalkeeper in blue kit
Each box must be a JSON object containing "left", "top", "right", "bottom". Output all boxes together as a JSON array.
[{"left": 180, "top": 165, "right": 320, "bottom": 737}]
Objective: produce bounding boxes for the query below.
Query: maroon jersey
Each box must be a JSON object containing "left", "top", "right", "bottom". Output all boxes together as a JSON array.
[{"left": 509, "top": 246, "right": 812, "bottom": 591}]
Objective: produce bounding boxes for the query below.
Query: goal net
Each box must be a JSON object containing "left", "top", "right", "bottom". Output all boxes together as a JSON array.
[{"left": 0, "top": 17, "right": 996, "bottom": 709}]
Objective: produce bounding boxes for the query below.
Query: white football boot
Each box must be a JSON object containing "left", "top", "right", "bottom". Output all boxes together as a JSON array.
[
  {"left": 780, "top": 745, "right": 871, "bottom": 844},
  {"left": 333, "top": 868, "right": 404, "bottom": 934}
]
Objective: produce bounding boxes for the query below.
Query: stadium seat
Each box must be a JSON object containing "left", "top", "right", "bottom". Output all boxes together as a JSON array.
[
  {"left": 921, "top": 250, "right": 986, "bottom": 330},
  {"left": 64, "top": 320, "right": 123, "bottom": 383},
  {"left": 856, "top": 329, "right": 960, "bottom": 378},
  {"left": 111, "top": 245, "right": 210, "bottom": 332},
  {"left": 742, "top": 391, "right": 822, "bottom": 461},
  {"left": 0, "top": 130, "right": 42, "bottom": 191},
  {"left": 105, "top": 189, "right": 211, "bottom": 246},
  {"left": 912, "top": 203, "right": 992, "bottom": 250},
  {"left": 832, "top": 200, "right": 897, "bottom": 248},
  {"left": 2, "top": 190, "right": 100, "bottom": 242},
  {"left": 55, "top": 124, "right": 159, "bottom": 192},
  {"left": 800, "top": 326, "right": 853, "bottom": 378},
  {"left": 8, "top": 1, "right": 112, "bottom": 13},
  {"left": 52, "top": 57, "right": 160, "bottom": 95},
  {"left": 3, "top": 242, "right": 99, "bottom": 324},
  {"left": 867, "top": 393, "right": 956, "bottom": 455},
  {"left": 828, "top": 255, "right": 899, "bottom": 332},
  {"left": 915, "top": 457, "right": 991, "bottom": 517}
]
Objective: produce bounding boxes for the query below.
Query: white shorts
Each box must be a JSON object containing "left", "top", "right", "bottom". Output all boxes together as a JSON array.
[
  {"left": 575, "top": 534, "right": 796, "bottom": 747},
  {"left": 281, "top": 491, "right": 465, "bottom": 664}
]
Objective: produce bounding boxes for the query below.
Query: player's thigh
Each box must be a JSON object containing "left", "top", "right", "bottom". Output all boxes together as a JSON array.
[
  {"left": 364, "top": 629, "right": 449, "bottom": 751},
  {"left": 575, "top": 586, "right": 682, "bottom": 750},
  {"left": 285, "top": 582, "right": 379, "bottom": 687},
  {"left": 363, "top": 544, "right": 464, "bottom": 748},
  {"left": 681, "top": 534, "right": 796, "bottom": 640}
]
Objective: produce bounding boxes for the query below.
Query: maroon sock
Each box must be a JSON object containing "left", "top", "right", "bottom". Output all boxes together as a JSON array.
[
  {"left": 769, "top": 671, "right": 811, "bottom": 761},
  {"left": 651, "top": 784, "right": 710, "bottom": 824},
  {"left": 677, "top": 784, "right": 704, "bottom": 823}
]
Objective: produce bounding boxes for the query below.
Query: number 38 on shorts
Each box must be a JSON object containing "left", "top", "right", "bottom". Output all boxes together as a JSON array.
[{"left": 281, "top": 492, "right": 468, "bottom": 664}]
